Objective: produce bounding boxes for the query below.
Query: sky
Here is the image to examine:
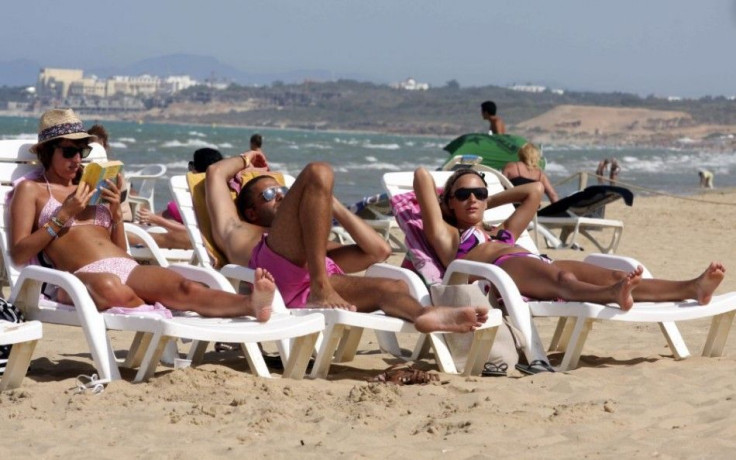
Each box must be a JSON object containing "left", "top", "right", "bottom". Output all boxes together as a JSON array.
[{"left": 4, "top": 0, "right": 736, "bottom": 97}]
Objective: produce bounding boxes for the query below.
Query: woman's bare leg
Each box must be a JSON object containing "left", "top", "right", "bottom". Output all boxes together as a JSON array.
[
  {"left": 126, "top": 266, "right": 274, "bottom": 320},
  {"left": 72, "top": 273, "right": 145, "bottom": 309},
  {"left": 498, "top": 257, "right": 642, "bottom": 310},
  {"left": 328, "top": 275, "right": 489, "bottom": 333},
  {"left": 554, "top": 260, "right": 726, "bottom": 304}
]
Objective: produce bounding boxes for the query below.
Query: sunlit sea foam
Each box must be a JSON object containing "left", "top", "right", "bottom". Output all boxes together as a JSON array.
[
  {"left": 161, "top": 139, "right": 218, "bottom": 148},
  {"left": 363, "top": 142, "right": 400, "bottom": 150}
]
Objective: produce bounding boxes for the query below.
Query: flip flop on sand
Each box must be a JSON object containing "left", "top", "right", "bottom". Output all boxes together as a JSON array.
[
  {"left": 515, "top": 360, "right": 556, "bottom": 376},
  {"left": 481, "top": 362, "right": 508, "bottom": 377}
]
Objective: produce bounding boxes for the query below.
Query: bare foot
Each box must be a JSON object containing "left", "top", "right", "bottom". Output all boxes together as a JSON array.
[
  {"left": 616, "top": 266, "right": 643, "bottom": 311},
  {"left": 306, "top": 281, "right": 356, "bottom": 311},
  {"left": 414, "top": 306, "right": 489, "bottom": 333},
  {"left": 251, "top": 268, "right": 274, "bottom": 322},
  {"left": 695, "top": 262, "right": 726, "bottom": 305}
]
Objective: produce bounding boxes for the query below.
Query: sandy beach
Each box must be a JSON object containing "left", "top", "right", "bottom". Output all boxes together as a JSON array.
[{"left": 3, "top": 188, "right": 736, "bottom": 459}]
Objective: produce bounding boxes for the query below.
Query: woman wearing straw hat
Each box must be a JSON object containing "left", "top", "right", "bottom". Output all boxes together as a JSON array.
[{"left": 9, "top": 108, "right": 274, "bottom": 319}]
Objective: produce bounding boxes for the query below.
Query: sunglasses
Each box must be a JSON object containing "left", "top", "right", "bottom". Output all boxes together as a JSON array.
[
  {"left": 58, "top": 145, "right": 92, "bottom": 159},
  {"left": 260, "top": 185, "right": 289, "bottom": 202},
  {"left": 451, "top": 187, "right": 489, "bottom": 201}
]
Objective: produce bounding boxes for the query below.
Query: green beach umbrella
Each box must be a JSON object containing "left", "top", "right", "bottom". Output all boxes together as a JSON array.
[{"left": 442, "top": 133, "right": 544, "bottom": 170}]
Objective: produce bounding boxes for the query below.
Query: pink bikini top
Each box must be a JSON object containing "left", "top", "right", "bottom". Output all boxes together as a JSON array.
[{"left": 37, "top": 175, "right": 112, "bottom": 230}]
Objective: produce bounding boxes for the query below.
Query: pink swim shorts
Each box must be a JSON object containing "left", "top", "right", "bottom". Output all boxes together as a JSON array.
[{"left": 248, "top": 236, "right": 344, "bottom": 308}]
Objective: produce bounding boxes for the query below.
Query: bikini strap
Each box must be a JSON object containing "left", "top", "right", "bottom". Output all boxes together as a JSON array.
[{"left": 41, "top": 172, "right": 52, "bottom": 195}]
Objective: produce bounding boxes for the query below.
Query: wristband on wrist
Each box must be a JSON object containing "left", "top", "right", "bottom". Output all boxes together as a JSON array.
[
  {"left": 44, "top": 223, "right": 58, "bottom": 239},
  {"left": 50, "top": 216, "right": 66, "bottom": 228}
]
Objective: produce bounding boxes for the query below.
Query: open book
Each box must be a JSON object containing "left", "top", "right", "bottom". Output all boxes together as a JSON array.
[{"left": 78, "top": 160, "right": 124, "bottom": 205}]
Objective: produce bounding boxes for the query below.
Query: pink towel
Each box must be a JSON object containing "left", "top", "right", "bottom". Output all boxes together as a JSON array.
[
  {"left": 389, "top": 191, "right": 445, "bottom": 285},
  {"left": 107, "top": 302, "right": 173, "bottom": 319}
]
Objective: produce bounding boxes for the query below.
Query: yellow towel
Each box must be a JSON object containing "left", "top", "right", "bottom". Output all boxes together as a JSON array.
[{"left": 186, "top": 170, "right": 285, "bottom": 269}]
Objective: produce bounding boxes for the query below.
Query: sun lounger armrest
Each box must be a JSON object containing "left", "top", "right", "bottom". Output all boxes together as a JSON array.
[
  {"left": 365, "top": 263, "right": 430, "bottom": 306},
  {"left": 220, "top": 264, "right": 256, "bottom": 285},
  {"left": 123, "top": 223, "right": 169, "bottom": 267},
  {"left": 10, "top": 265, "right": 102, "bottom": 321},
  {"left": 443, "top": 259, "right": 528, "bottom": 306},
  {"left": 166, "top": 264, "right": 234, "bottom": 292},
  {"left": 583, "top": 253, "right": 653, "bottom": 279}
]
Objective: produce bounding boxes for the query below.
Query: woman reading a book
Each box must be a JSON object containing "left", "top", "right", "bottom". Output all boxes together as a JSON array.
[
  {"left": 412, "top": 167, "right": 726, "bottom": 310},
  {"left": 9, "top": 108, "right": 273, "bottom": 320}
]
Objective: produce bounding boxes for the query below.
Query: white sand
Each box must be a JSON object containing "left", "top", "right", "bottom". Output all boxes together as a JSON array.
[{"left": 2, "top": 189, "right": 736, "bottom": 459}]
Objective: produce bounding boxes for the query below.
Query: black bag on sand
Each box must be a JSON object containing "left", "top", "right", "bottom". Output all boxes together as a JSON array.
[{"left": 0, "top": 298, "right": 26, "bottom": 376}]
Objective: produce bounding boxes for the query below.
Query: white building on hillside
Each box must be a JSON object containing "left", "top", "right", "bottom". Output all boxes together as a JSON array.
[{"left": 392, "top": 77, "right": 429, "bottom": 91}]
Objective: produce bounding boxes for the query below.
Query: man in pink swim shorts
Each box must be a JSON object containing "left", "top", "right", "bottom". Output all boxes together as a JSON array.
[{"left": 204, "top": 152, "right": 489, "bottom": 334}]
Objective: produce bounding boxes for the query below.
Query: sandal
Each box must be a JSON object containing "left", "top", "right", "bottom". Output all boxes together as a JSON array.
[
  {"left": 367, "top": 364, "right": 439, "bottom": 385},
  {"left": 515, "top": 360, "right": 556, "bottom": 375},
  {"left": 481, "top": 362, "right": 508, "bottom": 377}
]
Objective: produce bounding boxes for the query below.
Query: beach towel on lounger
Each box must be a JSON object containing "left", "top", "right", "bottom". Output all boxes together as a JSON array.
[{"left": 389, "top": 191, "right": 444, "bottom": 285}]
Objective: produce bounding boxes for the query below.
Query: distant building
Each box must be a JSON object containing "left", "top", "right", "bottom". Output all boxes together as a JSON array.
[
  {"left": 508, "top": 84, "right": 547, "bottom": 93},
  {"left": 36, "top": 67, "right": 199, "bottom": 100},
  {"left": 37, "top": 68, "right": 84, "bottom": 98},
  {"left": 391, "top": 77, "right": 429, "bottom": 91}
]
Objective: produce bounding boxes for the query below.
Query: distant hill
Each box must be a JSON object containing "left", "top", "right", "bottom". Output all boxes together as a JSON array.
[{"left": 0, "top": 59, "right": 40, "bottom": 87}]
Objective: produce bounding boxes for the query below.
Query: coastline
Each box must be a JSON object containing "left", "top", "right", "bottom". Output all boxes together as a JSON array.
[{"left": 4, "top": 105, "right": 736, "bottom": 151}]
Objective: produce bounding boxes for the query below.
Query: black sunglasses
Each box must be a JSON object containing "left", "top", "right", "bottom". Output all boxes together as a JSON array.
[
  {"left": 58, "top": 145, "right": 92, "bottom": 159},
  {"left": 451, "top": 187, "right": 489, "bottom": 201}
]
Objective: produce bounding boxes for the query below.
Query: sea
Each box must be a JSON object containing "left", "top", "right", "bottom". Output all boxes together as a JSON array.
[{"left": 2, "top": 115, "right": 734, "bottom": 212}]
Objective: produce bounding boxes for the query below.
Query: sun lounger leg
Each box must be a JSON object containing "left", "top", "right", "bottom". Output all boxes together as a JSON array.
[
  {"left": 375, "top": 330, "right": 403, "bottom": 358},
  {"left": 702, "top": 311, "right": 736, "bottom": 357},
  {"left": 134, "top": 332, "right": 170, "bottom": 382},
  {"left": 0, "top": 339, "right": 38, "bottom": 391},
  {"left": 658, "top": 321, "right": 690, "bottom": 360},
  {"left": 559, "top": 317, "right": 594, "bottom": 371},
  {"left": 549, "top": 317, "right": 574, "bottom": 352},
  {"left": 241, "top": 342, "right": 271, "bottom": 377},
  {"left": 427, "top": 334, "right": 458, "bottom": 374},
  {"left": 282, "top": 332, "right": 320, "bottom": 380},
  {"left": 463, "top": 326, "right": 498, "bottom": 376},
  {"left": 335, "top": 326, "right": 363, "bottom": 362},
  {"left": 310, "top": 323, "right": 348, "bottom": 379},
  {"left": 411, "top": 334, "right": 431, "bottom": 361}
]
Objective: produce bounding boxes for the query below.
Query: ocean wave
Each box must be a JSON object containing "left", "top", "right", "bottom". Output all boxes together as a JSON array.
[
  {"left": 1, "top": 133, "right": 36, "bottom": 140},
  {"left": 339, "top": 161, "right": 403, "bottom": 171},
  {"left": 333, "top": 137, "right": 361, "bottom": 146},
  {"left": 363, "top": 142, "right": 401, "bottom": 150},
  {"left": 218, "top": 142, "right": 234, "bottom": 149},
  {"left": 161, "top": 139, "right": 218, "bottom": 148},
  {"left": 109, "top": 141, "right": 127, "bottom": 149},
  {"left": 189, "top": 131, "right": 207, "bottom": 137},
  {"left": 118, "top": 137, "right": 136, "bottom": 143}
]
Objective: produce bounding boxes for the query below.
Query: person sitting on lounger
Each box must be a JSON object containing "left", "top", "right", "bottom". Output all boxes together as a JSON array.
[
  {"left": 502, "top": 143, "right": 559, "bottom": 203},
  {"left": 413, "top": 167, "right": 725, "bottom": 310},
  {"left": 10, "top": 108, "right": 274, "bottom": 320},
  {"left": 204, "top": 152, "right": 489, "bottom": 333}
]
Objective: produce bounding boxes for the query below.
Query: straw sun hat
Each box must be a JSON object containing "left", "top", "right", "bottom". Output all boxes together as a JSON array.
[{"left": 30, "top": 108, "right": 96, "bottom": 153}]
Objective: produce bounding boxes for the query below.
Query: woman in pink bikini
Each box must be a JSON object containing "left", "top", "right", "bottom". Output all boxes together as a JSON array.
[
  {"left": 9, "top": 108, "right": 273, "bottom": 320},
  {"left": 413, "top": 167, "right": 725, "bottom": 311}
]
